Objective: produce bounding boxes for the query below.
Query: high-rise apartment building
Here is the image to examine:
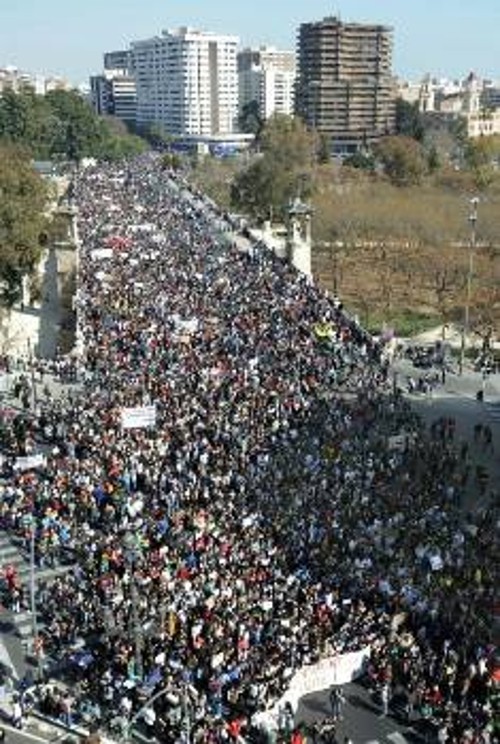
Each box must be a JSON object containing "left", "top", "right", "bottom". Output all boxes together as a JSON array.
[
  {"left": 238, "top": 46, "right": 296, "bottom": 120},
  {"left": 295, "top": 16, "right": 396, "bottom": 153},
  {"left": 90, "top": 50, "right": 137, "bottom": 125},
  {"left": 130, "top": 27, "right": 239, "bottom": 137},
  {"left": 104, "top": 50, "right": 132, "bottom": 73}
]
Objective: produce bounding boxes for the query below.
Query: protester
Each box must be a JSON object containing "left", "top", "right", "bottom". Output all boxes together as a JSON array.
[{"left": 0, "top": 154, "right": 497, "bottom": 743}]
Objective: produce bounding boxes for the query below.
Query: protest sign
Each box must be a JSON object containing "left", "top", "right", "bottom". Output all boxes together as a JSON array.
[
  {"left": 14, "top": 453, "right": 47, "bottom": 471},
  {"left": 121, "top": 406, "right": 157, "bottom": 429}
]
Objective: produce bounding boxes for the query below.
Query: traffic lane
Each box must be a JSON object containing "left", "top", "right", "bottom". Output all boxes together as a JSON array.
[{"left": 296, "top": 680, "right": 431, "bottom": 743}]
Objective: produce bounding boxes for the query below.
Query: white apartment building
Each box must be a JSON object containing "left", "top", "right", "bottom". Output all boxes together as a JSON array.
[
  {"left": 90, "top": 51, "right": 137, "bottom": 124},
  {"left": 130, "top": 27, "right": 239, "bottom": 137},
  {"left": 238, "top": 47, "right": 296, "bottom": 120},
  {"left": 0, "top": 66, "right": 72, "bottom": 95},
  {"left": 90, "top": 72, "right": 137, "bottom": 124},
  {"left": 466, "top": 109, "right": 500, "bottom": 137}
]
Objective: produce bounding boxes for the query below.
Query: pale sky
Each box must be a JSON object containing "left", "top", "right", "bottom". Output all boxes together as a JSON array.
[{"left": 1, "top": 0, "right": 499, "bottom": 85}]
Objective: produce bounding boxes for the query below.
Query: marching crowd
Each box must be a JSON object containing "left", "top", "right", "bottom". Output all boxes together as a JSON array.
[{"left": 0, "top": 154, "right": 498, "bottom": 743}]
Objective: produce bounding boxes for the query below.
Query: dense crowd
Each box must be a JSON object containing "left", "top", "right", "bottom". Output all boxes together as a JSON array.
[{"left": 0, "top": 154, "right": 498, "bottom": 743}]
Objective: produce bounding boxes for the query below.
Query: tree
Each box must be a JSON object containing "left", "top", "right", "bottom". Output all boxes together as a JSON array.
[
  {"left": 0, "top": 86, "right": 55, "bottom": 157},
  {"left": 45, "top": 89, "right": 104, "bottom": 161},
  {"left": 0, "top": 144, "right": 49, "bottom": 306},
  {"left": 316, "top": 133, "right": 331, "bottom": 164},
  {"left": 395, "top": 99, "right": 425, "bottom": 142},
  {"left": 374, "top": 135, "right": 428, "bottom": 186},
  {"left": 0, "top": 87, "right": 149, "bottom": 162},
  {"left": 469, "top": 285, "right": 500, "bottom": 347},
  {"left": 343, "top": 151, "right": 375, "bottom": 171},
  {"left": 142, "top": 123, "right": 173, "bottom": 150},
  {"left": 96, "top": 128, "right": 147, "bottom": 161},
  {"left": 259, "top": 114, "right": 317, "bottom": 168},
  {"left": 230, "top": 114, "right": 317, "bottom": 221},
  {"left": 422, "top": 254, "right": 465, "bottom": 335},
  {"left": 463, "top": 135, "right": 500, "bottom": 189},
  {"left": 238, "top": 100, "right": 263, "bottom": 138}
]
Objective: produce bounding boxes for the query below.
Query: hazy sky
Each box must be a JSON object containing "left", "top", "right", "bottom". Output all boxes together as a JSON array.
[{"left": 1, "top": 0, "right": 499, "bottom": 85}]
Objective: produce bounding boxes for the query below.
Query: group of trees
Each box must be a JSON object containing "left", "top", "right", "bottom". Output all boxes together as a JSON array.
[
  {"left": 0, "top": 86, "right": 149, "bottom": 308},
  {"left": 230, "top": 114, "right": 321, "bottom": 221},
  {"left": 0, "top": 86, "right": 147, "bottom": 162},
  {"left": 0, "top": 143, "right": 49, "bottom": 306},
  {"left": 189, "top": 103, "right": 500, "bottom": 339}
]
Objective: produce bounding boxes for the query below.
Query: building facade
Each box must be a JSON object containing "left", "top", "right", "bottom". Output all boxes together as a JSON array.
[
  {"left": 0, "top": 66, "right": 72, "bottom": 95},
  {"left": 295, "top": 16, "right": 396, "bottom": 153},
  {"left": 130, "top": 27, "right": 239, "bottom": 137},
  {"left": 238, "top": 46, "right": 296, "bottom": 121},
  {"left": 90, "top": 50, "right": 137, "bottom": 125}
]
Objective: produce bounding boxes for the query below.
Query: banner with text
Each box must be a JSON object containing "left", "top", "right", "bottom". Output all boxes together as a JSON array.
[{"left": 121, "top": 405, "right": 157, "bottom": 430}]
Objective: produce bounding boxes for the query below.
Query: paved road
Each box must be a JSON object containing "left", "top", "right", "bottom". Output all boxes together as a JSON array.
[
  {"left": 297, "top": 679, "right": 433, "bottom": 743},
  {"left": 394, "top": 360, "right": 500, "bottom": 513}
]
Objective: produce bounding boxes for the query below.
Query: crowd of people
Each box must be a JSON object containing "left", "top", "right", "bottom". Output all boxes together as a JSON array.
[{"left": 0, "top": 153, "right": 498, "bottom": 743}]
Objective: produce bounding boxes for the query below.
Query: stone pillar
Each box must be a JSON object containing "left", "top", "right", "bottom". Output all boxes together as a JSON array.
[{"left": 286, "top": 198, "right": 313, "bottom": 278}]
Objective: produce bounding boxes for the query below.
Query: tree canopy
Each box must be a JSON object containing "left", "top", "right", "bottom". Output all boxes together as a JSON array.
[
  {"left": 230, "top": 114, "right": 317, "bottom": 222},
  {"left": 394, "top": 98, "right": 425, "bottom": 142},
  {"left": 0, "top": 86, "right": 147, "bottom": 162},
  {"left": 238, "top": 100, "right": 264, "bottom": 138},
  {"left": 374, "top": 135, "right": 428, "bottom": 186},
  {"left": 0, "top": 143, "right": 49, "bottom": 306}
]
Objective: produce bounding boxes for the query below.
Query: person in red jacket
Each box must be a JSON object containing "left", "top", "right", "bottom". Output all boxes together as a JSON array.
[{"left": 291, "top": 727, "right": 306, "bottom": 744}]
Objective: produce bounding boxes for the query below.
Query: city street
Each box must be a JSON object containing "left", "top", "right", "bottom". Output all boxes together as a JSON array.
[
  {"left": 297, "top": 680, "right": 429, "bottom": 743},
  {"left": 394, "top": 357, "right": 500, "bottom": 514}
]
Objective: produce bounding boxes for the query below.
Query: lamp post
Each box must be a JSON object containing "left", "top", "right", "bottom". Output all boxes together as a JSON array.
[
  {"left": 459, "top": 197, "right": 479, "bottom": 375},
  {"left": 26, "top": 337, "right": 37, "bottom": 409},
  {"left": 123, "top": 683, "right": 192, "bottom": 743},
  {"left": 123, "top": 531, "right": 144, "bottom": 682},
  {"left": 26, "top": 513, "right": 44, "bottom": 681}
]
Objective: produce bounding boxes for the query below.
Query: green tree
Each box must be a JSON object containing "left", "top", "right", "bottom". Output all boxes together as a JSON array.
[
  {"left": 44, "top": 89, "right": 104, "bottom": 161},
  {"left": 394, "top": 98, "right": 425, "bottom": 142},
  {"left": 0, "top": 86, "right": 51, "bottom": 152},
  {"left": 238, "top": 100, "right": 264, "bottom": 138},
  {"left": 374, "top": 135, "right": 428, "bottom": 186},
  {"left": 0, "top": 144, "right": 49, "bottom": 306},
  {"left": 231, "top": 114, "right": 316, "bottom": 221},
  {"left": 317, "top": 132, "right": 331, "bottom": 164},
  {"left": 462, "top": 135, "right": 500, "bottom": 188},
  {"left": 0, "top": 87, "right": 149, "bottom": 162},
  {"left": 426, "top": 144, "right": 440, "bottom": 172},
  {"left": 96, "top": 126, "right": 147, "bottom": 161},
  {"left": 343, "top": 151, "right": 375, "bottom": 171},
  {"left": 142, "top": 122, "right": 173, "bottom": 150}
]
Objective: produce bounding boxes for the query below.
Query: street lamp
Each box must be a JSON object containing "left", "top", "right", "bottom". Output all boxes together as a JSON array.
[
  {"left": 27, "top": 514, "right": 43, "bottom": 681},
  {"left": 459, "top": 197, "right": 479, "bottom": 374},
  {"left": 123, "top": 531, "right": 144, "bottom": 682},
  {"left": 123, "top": 683, "right": 193, "bottom": 743}
]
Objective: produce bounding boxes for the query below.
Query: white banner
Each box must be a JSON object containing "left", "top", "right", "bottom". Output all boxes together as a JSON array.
[
  {"left": 270, "top": 647, "right": 370, "bottom": 720},
  {"left": 91, "top": 248, "right": 113, "bottom": 260},
  {"left": 14, "top": 454, "right": 47, "bottom": 471},
  {"left": 121, "top": 406, "right": 157, "bottom": 430}
]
